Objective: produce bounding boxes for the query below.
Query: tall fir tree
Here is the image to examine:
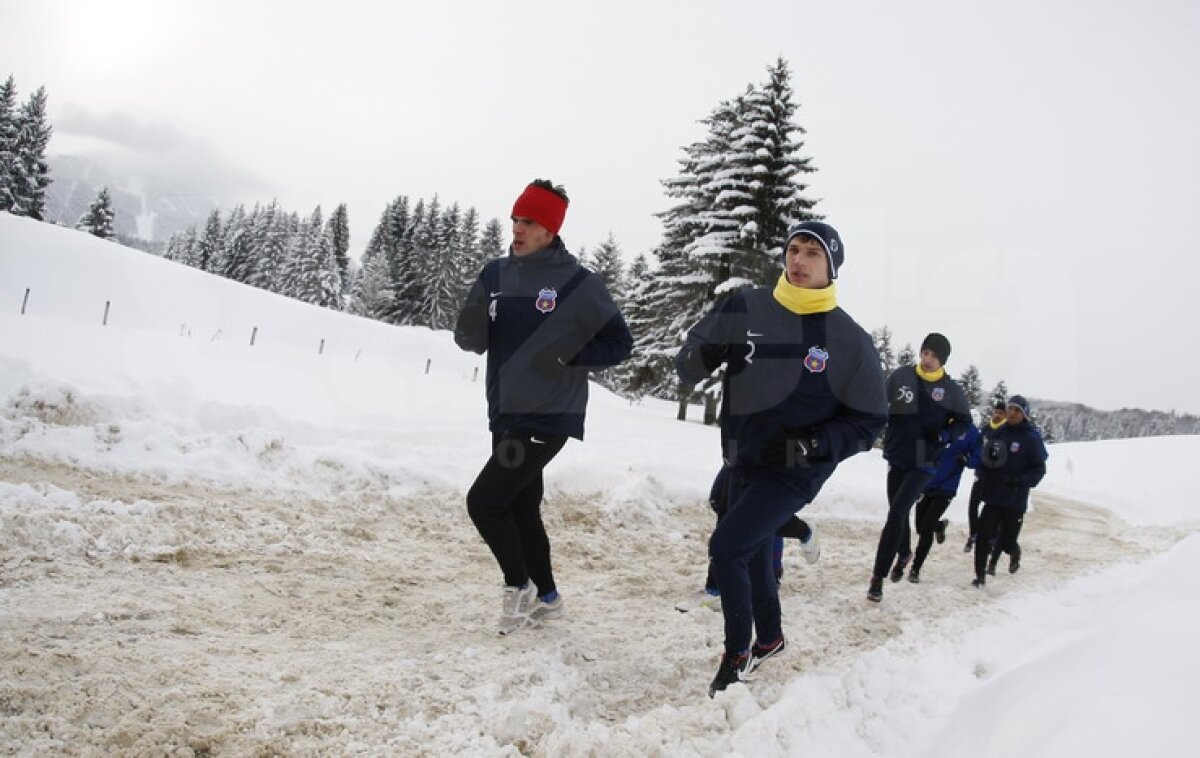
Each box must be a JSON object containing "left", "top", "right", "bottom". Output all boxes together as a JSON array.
[
  {"left": 325, "top": 203, "right": 351, "bottom": 303},
  {"left": 12, "top": 85, "right": 52, "bottom": 220},
  {"left": 75, "top": 187, "right": 115, "bottom": 239},
  {"left": 871, "top": 326, "right": 897, "bottom": 376},
  {"left": 589, "top": 233, "right": 626, "bottom": 300},
  {"left": 194, "top": 209, "right": 223, "bottom": 272},
  {"left": 959, "top": 364, "right": 984, "bottom": 409},
  {"left": 245, "top": 200, "right": 288, "bottom": 293},
  {"left": 897, "top": 342, "right": 916, "bottom": 368},
  {"left": 220, "top": 204, "right": 254, "bottom": 282},
  {"left": 0, "top": 75, "right": 19, "bottom": 213},
  {"left": 990, "top": 380, "right": 1010, "bottom": 409}
]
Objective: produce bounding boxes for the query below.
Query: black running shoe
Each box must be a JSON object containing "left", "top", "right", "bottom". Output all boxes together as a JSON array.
[
  {"left": 963, "top": 536, "right": 976, "bottom": 554},
  {"left": 889, "top": 555, "right": 910, "bottom": 583},
  {"left": 747, "top": 635, "right": 786, "bottom": 674},
  {"left": 935, "top": 519, "right": 948, "bottom": 544},
  {"left": 1009, "top": 549, "right": 1021, "bottom": 574},
  {"left": 908, "top": 568, "right": 920, "bottom": 584},
  {"left": 986, "top": 556, "right": 999, "bottom": 576},
  {"left": 971, "top": 576, "right": 986, "bottom": 588},
  {"left": 867, "top": 577, "right": 884, "bottom": 602},
  {"left": 708, "top": 651, "right": 751, "bottom": 698}
]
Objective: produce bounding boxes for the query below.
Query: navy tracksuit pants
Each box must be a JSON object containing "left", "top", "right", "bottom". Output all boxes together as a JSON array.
[{"left": 709, "top": 468, "right": 809, "bottom": 656}]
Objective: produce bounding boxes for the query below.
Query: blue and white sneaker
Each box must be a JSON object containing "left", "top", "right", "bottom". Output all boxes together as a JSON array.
[{"left": 529, "top": 592, "right": 565, "bottom": 623}]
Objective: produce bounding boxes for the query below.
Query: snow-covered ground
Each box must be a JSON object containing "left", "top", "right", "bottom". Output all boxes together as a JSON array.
[{"left": 2, "top": 212, "right": 1198, "bottom": 756}]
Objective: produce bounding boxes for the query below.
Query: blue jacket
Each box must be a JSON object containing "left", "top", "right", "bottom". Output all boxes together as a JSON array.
[
  {"left": 454, "top": 238, "right": 632, "bottom": 440},
  {"left": 924, "top": 422, "right": 981, "bottom": 494},
  {"left": 976, "top": 418, "right": 1048, "bottom": 510},
  {"left": 675, "top": 287, "right": 887, "bottom": 500},
  {"left": 882, "top": 365, "right": 973, "bottom": 471}
]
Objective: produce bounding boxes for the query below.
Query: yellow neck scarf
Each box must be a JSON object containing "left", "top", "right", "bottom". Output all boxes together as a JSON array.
[
  {"left": 772, "top": 273, "right": 837, "bottom": 315},
  {"left": 989, "top": 418, "right": 1006, "bottom": 430},
  {"left": 915, "top": 364, "right": 945, "bottom": 382}
]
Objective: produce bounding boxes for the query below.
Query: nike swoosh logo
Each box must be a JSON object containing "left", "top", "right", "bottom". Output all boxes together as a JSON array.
[
  {"left": 530, "top": 436, "right": 546, "bottom": 445},
  {"left": 747, "top": 331, "right": 764, "bottom": 337},
  {"left": 490, "top": 291, "right": 502, "bottom": 297}
]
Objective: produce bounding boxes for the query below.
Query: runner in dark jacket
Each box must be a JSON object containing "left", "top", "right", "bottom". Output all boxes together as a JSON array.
[
  {"left": 868, "top": 333, "right": 973, "bottom": 602},
  {"left": 972, "top": 394, "right": 1048, "bottom": 586},
  {"left": 454, "top": 179, "right": 632, "bottom": 635},
  {"left": 907, "top": 422, "right": 980, "bottom": 583},
  {"left": 676, "top": 220, "right": 886, "bottom": 697}
]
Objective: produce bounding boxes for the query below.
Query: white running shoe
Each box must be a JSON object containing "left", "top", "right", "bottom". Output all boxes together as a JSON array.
[
  {"left": 675, "top": 589, "right": 722, "bottom": 613},
  {"left": 497, "top": 582, "right": 536, "bottom": 635},
  {"left": 800, "top": 529, "right": 821, "bottom": 564},
  {"left": 529, "top": 595, "right": 565, "bottom": 623}
]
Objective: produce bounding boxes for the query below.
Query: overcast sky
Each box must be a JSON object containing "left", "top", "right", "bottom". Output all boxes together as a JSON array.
[{"left": 4, "top": 0, "right": 1199, "bottom": 415}]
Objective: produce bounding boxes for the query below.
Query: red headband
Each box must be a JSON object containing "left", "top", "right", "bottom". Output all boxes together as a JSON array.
[{"left": 511, "top": 184, "right": 568, "bottom": 235}]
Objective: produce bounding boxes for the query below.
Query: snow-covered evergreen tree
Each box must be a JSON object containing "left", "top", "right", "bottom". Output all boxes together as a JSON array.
[
  {"left": 220, "top": 204, "right": 254, "bottom": 282},
  {"left": 589, "top": 233, "right": 626, "bottom": 300},
  {"left": 245, "top": 201, "right": 288, "bottom": 293},
  {"left": 420, "top": 201, "right": 462, "bottom": 329},
  {"left": 11, "top": 85, "right": 52, "bottom": 220},
  {"left": 897, "top": 343, "right": 916, "bottom": 368},
  {"left": 478, "top": 217, "right": 505, "bottom": 262},
  {"left": 194, "top": 209, "right": 222, "bottom": 272},
  {"left": 286, "top": 206, "right": 342, "bottom": 309},
  {"left": 75, "top": 187, "right": 116, "bottom": 239},
  {"left": 990, "top": 380, "right": 1009, "bottom": 408},
  {"left": 0, "top": 75, "right": 19, "bottom": 213},
  {"left": 325, "top": 203, "right": 351, "bottom": 303},
  {"left": 872, "top": 326, "right": 896, "bottom": 376},
  {"left": 959, "top": 364, "right": 984, "bottom": 409}
]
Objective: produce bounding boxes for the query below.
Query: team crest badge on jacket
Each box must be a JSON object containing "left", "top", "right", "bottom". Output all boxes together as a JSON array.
[
  {"left": 1010, "top": 441, "right": 1022, "bottom": 453},
  {"left": 804, "top": 346, "right": 829, "bottom": 373},
  {"left": 932, "top": 387, "right": 945, "bottom": 401},
  {"left": 535, "top": 287, "right": 558, "bottom": 313}
]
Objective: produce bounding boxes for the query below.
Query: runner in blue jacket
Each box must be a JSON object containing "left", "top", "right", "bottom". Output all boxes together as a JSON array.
[
  {"left": 675, "top": 220, "right": 886, "bottom": 696},
  {"left": 906, "top": 422, "right": 981, "bottom": 582},
  {"left": 454, "top": 179, "right": 632, "bottom": 635}
]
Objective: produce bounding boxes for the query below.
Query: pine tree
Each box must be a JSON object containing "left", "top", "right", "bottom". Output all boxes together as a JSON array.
[
  {"left": 959, "top": 364, "right": 984, "bottom": 409},
  {"left": 897, "top": 343, "right": 916, "bottom": 368},
  {"left": 325, "top": 203, "right": 351, "bottom": 301},
  {"left": 76, "top": 187, "right": 116, "bottom": 239},
  {"left": 451, "top": 206, "right": 482, "bottom": 312},
  {"left": 194, "top": 209, "right": 223, "bottom": 272},
  {"left": 220, "top": 204, "right": 254, "bottom": 282},
  {"left": 12, "top": 85, "right": 52, "bottom": 220},
  {"left": 871, "top": 326, "right": 896, "bottom": 376},
  {"left": 421, "top": 201, "right": 462, "bottom": 329},
  {"left": 286, "top": 206, "right": 342, "bottom": 309},
  {"left": 723, "top": 57, "right": 820, "bottom": 286},
  {"left": 990, "top": 381, "right": 1009, "bottom": 408},
  {"left": 589, "top": 233, "right": 626, "bottom": 300},
  {"left": 348, "top": 245, "right": 394, "bottom": 320},
  {"left": 478, "top": 217, "right": 506, "bottom": 262},
  {"left": 246, "top": 200, "right": 288, "bottom": 293},
  {"left": 0, "top": 75, "right": 19, "bottom": 213}
]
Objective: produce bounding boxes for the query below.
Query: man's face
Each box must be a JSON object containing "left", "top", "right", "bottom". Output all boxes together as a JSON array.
[
  {"left": 1006, "top": 406, "right": 1026, "bottom": 425},
  {"left": 919, "top": 349, "right": 942, "bottom": 372},
  {"left": 784, "top": 236, "right": 830, "bottom": 289},
  {"left": 990, "top": 408, "right": 1006, "bottom": 425},
  {"left": 511, "top": 217, "right": 554, "bottom": 256}
]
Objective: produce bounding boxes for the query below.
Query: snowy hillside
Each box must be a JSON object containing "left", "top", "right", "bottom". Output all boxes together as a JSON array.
[{"left": 2, "top": 211, "right": 1198, "bottom": 756}]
